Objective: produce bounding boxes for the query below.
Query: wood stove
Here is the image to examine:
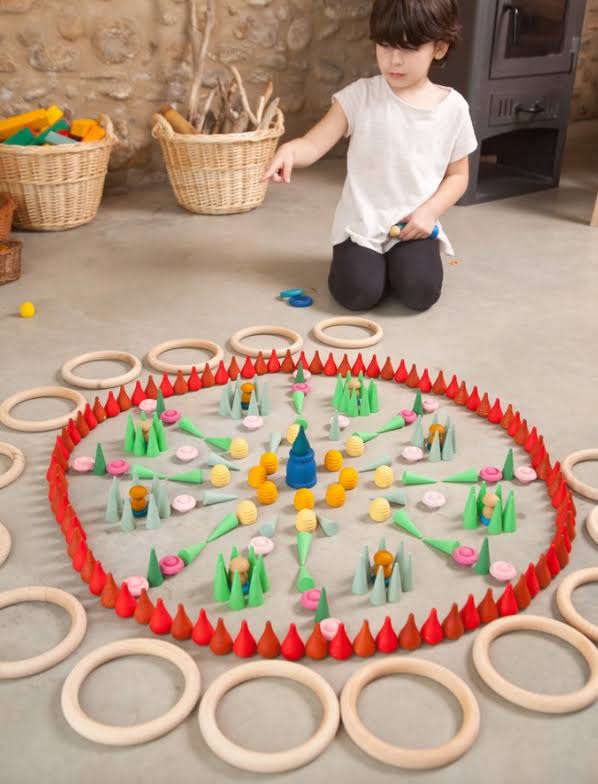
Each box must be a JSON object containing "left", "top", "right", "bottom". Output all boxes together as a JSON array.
[{"left": 441, "top": 0, "right": 588, "bottom": 204}]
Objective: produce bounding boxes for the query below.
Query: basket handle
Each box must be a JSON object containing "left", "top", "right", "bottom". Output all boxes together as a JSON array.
[
  {"left": 98, "top": 113, "right": 116, "bottom": 144},
  {"left": 151, "top": 113, "right": 175, "bottom": 141}
]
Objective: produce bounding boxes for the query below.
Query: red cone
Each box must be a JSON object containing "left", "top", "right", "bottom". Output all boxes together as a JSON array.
[
  {"left": 187, "top": 366, "right": 202, "bottom": 391},
  {"left": 115, "top": 582, "right": 137, "bottom": 618},
  {"left": 420, "top": 608, "right": 444, "bottom": 645},
  {"left": 497, "top": 583, "right": 519, "bottom": 617},
  {"left": 329, "top": 623, "right": 353, "bottom": 660},
  {"left": 323, "top": 353, "right": 338, "bottom": 376},
  {"left": 460, "top": 594, "right": 481, "bottom": 631},
  {"left": 171, "top": 604, "right": 193, "bottom": 640},
  {"left": 376, "top": 616, "right": 399, "bottom": 653},
  {"left": 281, "top": 623, "right": 305, "bottom": 661},
  {"left": 257, "top": 621, "right": 281, "bottom": 659},
  {"left": 192, "top": 609, "right": 214, "bottom": 645},
  {"left": 150, "top": 598, "right": 173, "bottom": 635}
]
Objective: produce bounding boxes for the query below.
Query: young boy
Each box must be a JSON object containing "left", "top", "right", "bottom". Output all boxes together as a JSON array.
[{"left": 263, "top": 0, "right": 477, "bottom": 312}]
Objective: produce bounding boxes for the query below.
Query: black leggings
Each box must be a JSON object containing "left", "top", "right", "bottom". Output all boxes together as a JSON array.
[{"left": 328, "top": 237, "right": 443, "bottom": 312}]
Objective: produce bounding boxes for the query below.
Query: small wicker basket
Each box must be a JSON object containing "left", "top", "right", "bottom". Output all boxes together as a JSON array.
[
  {"left": 152, "top": 110, "right": 284, "bottom": 215},
  {"left": 0, "top": 114, "right": 115, "bottom": 231},
  {"left": 0, "top": 240, "right": 22, "bottom": 285},
  {"left": 0, "top": 193, "right": 15, "bottom": 240}
]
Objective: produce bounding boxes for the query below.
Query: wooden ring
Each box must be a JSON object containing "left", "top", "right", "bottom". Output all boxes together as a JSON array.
[
  {"left": 146, "top": 339, "right": 224, "bottom": 374},
  {"left": 0, "top": 386, "right": 87, "bottom": 433},
  {"left": 229, "top": 326, "right": 303, "bottom": 358},
  {"left": 561, "top": 448, "right": 598, "bottom": 501},
  {"left": 61, "top": 350, "right": 142, "bottom": 390},
  {"left": 340, "top": 657, "right": 480, "bottom": 769},
  {"left": 312, "top": 317, "right": 384, "bottom": 349},
  {"left": 473, "top": 615, "right": 598, "bottom": 713},
  {"left": 198, "top": 660, "right": 340, "bottom": 772},
  {"left": 0, "top": 441, "right": 25, "bottom": 488},
  {"left": 61, "top": 638, "right": 201, "bottom": 746},
  {"left": 556, "top": 567, "right": 598, "bottom": 641},
  {"left": 587, "top": 505, "right": 598, "bottom": 545},
  {"left": 0, "top": 587, "right": 87, "bottom": 679},
  {"left": 0, "top": 521, "right": 11, "bottom": 567}
]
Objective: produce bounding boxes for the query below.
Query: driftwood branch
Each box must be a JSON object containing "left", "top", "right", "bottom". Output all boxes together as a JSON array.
[
  {"left": 258, "top": 96, "right": 279, "bottom": 130},
  {"left": 229, "top": 65, "right": 258, "bottom": 126},
  {"left": 188, "top": 0, "right": 215, "bottom": 128},
  {"left": 256, "top": 79, "right": 274, "bottom": 125}
]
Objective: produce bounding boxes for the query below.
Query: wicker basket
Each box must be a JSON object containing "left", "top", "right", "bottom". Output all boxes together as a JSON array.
[
  {"left": 0, "top": 240, "right": 22, "bottom": 285},
  {"left": 152, "top": 110, "right": 285, "bottom": 215},
  {"left": 0, "top": 193, "right": 15, "bottom": 240},
  {"left": 0, "top": 115, "right": 115, "bottom": 231}
]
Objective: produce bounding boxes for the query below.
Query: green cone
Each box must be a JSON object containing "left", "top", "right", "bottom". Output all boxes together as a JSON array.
[
  {"left": 370, "top": 568, "right": 387, "bottom": 606},
  {"left": 169, "top": 469, "right": 204, "bottom": 484},
  {"left": 296, "top": 531, "right": 312, "bottom": 566},
  {"left": 410, "top": 417, "right": 425, "bottom": 449},
  {"left": 156, "top": 390, "right": 166, "bottom": 417},
  {"left": 205, "top": 436, "right": 232, "bottom": 452},
  {"left": 258, "top": 515, "right": 278, "bottom": 538},
  {"left": 463, "top": 486, "right": 478, "bottom": 529},
  {"left": 359, "top": 386, "right": 370, "bottom": 416},
  {"left": 377, "top": 536, "right": 386, "bottom": 552},
  {"left": 402, "top": 470, "right": 436, "bottom": 486},
  {"left": 247, "top": 568, "right": 264, "bottom": 607},
  {"left": 130, "top": 464, "right": 166, "bottom": 480},
  {"left": 147, "top": 547, "right": 164, "bottom": 587},
  {"left": 329, "top": 412, "right": 341, "bottom": 441},
  {"left": 269, "top": 432, "right": 282, "bottom": 453},
  {"left": 256, "top": 554, "right": 270, "bottom": 593},
  {"left": 178, "top": 540, "right": 207, "bottom": 565},
  {"left": 474, "top": 538, "right": 490, "bottom": 575},
  {"left": 133, "top": 426, "right": 146, "bottom": 457},
  {"left": 213, "top": 553, "right": 231, "bottom": 601},
  {"left": 402, "top": 553, "right": 414, "bottom": 591},
  {"left": 229, "top": 544, "right": 239, "bottom": 562},
  {"left": 488, "top": 498, "right": 503, "bottom": 535},
  {"left": 292, "top": 390, "right": 305, "bottom": 414},
  {"left": 450, "top": 424, "right": 457, "bottom": 454},
  {"left": 352, "top": 553, "right": 369, "bottom": 595},
  {"left": 258, "top": 382, "right": 271, "bottom": 416},
  {"left": 443, "top": 468, "right": 479, "bottom": 483},
  {"left": 387, "top": 562, "right": 402, "bottom": 603},
  {"left": 347, "top": 390, "right": 359, "bottom": 418},
  {"left": 502, "top": 448, "right": 514, "bottom": 481},
  {"left": 332, "top": 375, "right": 344, "bottom": 409},
  {"left": 297, "top": 564, "right": 315, "bottom": 592},
  {"left": 368, "top": 380, "right": 380, "bottom": 413},
  {"left": 393, "top": 509, "right": 425, "bottom": 539},
  {"left": 428, "top": 433, "right": 442, "bottom": 462},
  {"left": 228, "top": 570, "right": 246, "bottom": 611},
  {"left": 119, "top": 499, "right": 135, "bottom": 532},
  {"left": 353, "top": 431, "right": 379, "bottom": 443},
  {"left": 290, "top": 426, "right": 310, "bottom": 457},
  {"left": 314, "top": 586, "right": 330, "bottom": 623},
  {"left": 412, "top": 389, "right": 423, "bottom": 416},
  {"left": 203, "top": 490, "right": 238, "bottom": 506},
  {"left": 376, "top": 415, "right": 406, "bottom": 434},
  {"left": 361, "top": 454, "right": 392, "bottom": 472},
  {"left": 395, "top": 541, "right": 406, "bottom": 577},
  {"left": 207, "top": 452, "right": 240, "bottom": 471},
  {"left": 231, "top": 388, "right": 243, "bottom": 419},
  {"left": 503, "top": 490, "right": 517, "bottom": 533},
  {"left": 145, "top": 494, "right": 161, "bottom": 530},
  {"left": 105, "top": 476, "right": 123, "bottom": 523},
  {"left": 441, "top": 429, "right": 455, "bottom": 461},
  {"left": 207, "top": 512, "right": 239, "bottom": 542},
  {"left": 247, "top": 391, "right": 260, "bottom": 417},
  {"left": 247, "top": 545, "right": 257, "bottom": 575},
  {"left": 124, "top": 414, "right": 136, "bottom": 454},
  {"left": 219, "top": 386, "right": 233, "bottom": 417},
  {"left": 317, "top": 515, "right": 339, "bottom": 537},
  {"left": 424, "top": 537, "right": 460, "bottom": 556},
  {"left": 495, "top": 483, "right": 503, "bottom": 503},
  {"left": 146, "top": 425, "right": 161, "bottom": 458},
  {"left": 338, "top": 382, "right": 351, "bottom": 415},
  {"left": 476, "top": 481, "right": 487, "bottom": 516},
  {"left": 179, "top": 417, "right": 204, "bottom": 438},
  {"left": 377, "top": 489, "right": 407, "bottom": 506}
]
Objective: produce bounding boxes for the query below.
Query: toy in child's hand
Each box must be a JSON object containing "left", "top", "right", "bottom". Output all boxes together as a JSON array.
[{"left": 389, "top": 223, "right": 439, "bottom": 240}]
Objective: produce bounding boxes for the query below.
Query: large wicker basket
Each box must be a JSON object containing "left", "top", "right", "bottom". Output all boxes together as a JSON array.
[
  {"left": 152, "top": 110, "right": 284, "bottom": 215},
  {"left": 0, "top": 114, "right": 115, "bottom": 231}
]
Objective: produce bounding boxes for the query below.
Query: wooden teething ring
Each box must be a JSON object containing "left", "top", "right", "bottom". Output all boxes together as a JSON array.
[
  {"left": 198, "top": 660, "right": 340, "bottom": 773},
  {"left": 0, "top": 386, "right": 87, "bottom": 433},
  {"left": 0, "top": 441, "right": 25, "bottom": 488},
  {"left": 146, "top": 338, "right": 224, "bottom": 374},
  {"left": 61, "top": 638, "right": 201, "bottom": 746},
  {"left": 587, "top": 506, "right": 598, "bottom": 545},
  {"left": 0, "top": 586, "right": 87, "bottom": 679},
  {"left": 313, "top": 316, "right": 383, "bottom": 349},
  {"left": 561, "top": 448, "right": 598, "bottom": 501},
  {"left": 472, "top": 615, "right": 598, "bottom": 714},
  {"left": 556, "top": 567, "right": 598, "bottom": 642},
  {"left": 0, "top": 521, "right": 11, "bottom": 567},
  {"left": 229, "top": 325, "right": 303, "bottom": 358},
  {"left": 340, "top": 657, "right": 480, "bottom": 770},
  {"left": 61, "top": 350, "right": 142, "bottom": 389}
]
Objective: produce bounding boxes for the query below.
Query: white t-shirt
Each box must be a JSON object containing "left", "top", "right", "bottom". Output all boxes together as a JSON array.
[{"left": 331, "top": 76, "right": 478, "bottom": 256}]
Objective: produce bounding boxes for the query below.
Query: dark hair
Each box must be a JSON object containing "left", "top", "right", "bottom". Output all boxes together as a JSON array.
[{"left": 370, "top": 0, "right": 461, "bottom": 63}]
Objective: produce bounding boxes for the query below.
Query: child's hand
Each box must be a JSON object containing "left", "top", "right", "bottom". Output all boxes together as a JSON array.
[
  {"left": 261, "top": 143, "right": 295, "bottom": 183},
  {"left": 397, "top": 206, "right": 436, "bottom": 241}
]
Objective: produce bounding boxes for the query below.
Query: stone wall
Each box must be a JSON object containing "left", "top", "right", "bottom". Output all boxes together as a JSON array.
[{"left": 0, "top": 0, "right": 596, "bottom": 179}]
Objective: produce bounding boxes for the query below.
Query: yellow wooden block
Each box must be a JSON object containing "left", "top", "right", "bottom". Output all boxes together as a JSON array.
[
  {"left": 82, "top": 125, "right": 106, "bottom": 142},
  {"left": 0, "top": 109, "right": 48, "bottom": 142},
  {"left": 45, "top": 104, "right": 64, "bottom": 126},
  {"left": 71, "top": 118, "right": 97, "bottom": 138}
]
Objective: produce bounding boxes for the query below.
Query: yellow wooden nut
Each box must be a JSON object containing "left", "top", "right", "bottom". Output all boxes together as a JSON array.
[
  {"left": 229, "top": 437, "right": 249, "bottom": 459},
  {"left": 369, "top": 497, "right": 391, "bottom": 522},
  {"left": 240, "top": 382, "right": 254, "bottom": 395},
  {"left": 325, "top": 482, "right": 346, "bottom": 508},
  {"left": 294, "top": 488, "right": 315, "bottom": 511},
  {"left": 248, "top": 465, "right": 268, "bottom": 489},
  {"left": 339, "top": 466, "right": 359, "bottom": 491},
  {"left": 295, "top": 508, "right": 317, "bottom": 532},
  {"left": 260, "top": 451, "right": 279, "bottom": 475},
  {"left": 347, "top": 378, "right": 361, "bottom": 392},
  {"left": 373, "top": 550, "right": 394, "bottom": 579},
  {"left": 482, "top": 505, "right": 494, "bottom": 519},
  {"left": 257, "top": 480, "right": 278, "bottom": 505},
  {"left": 236, "top": 500, "right": 258, "bottom": 526},
  {"left": 324, "top": 450, "right": 343, "bottom": 472},
  {"left": 374, "top": 465, "right": 394, "bottom": 489},
  {"left": 229, "top": 556, "right": 250, "bottom": 584},
  {"left": 483, "top": 492, "right": 499, "bottom": 508},
  {"left": 286, "top": 423, "right": 300, "bottom": 445},
  {"left": 210, "top": 464, "right": 231, "bottom": 488},
  {"left": 345, "top": 434, "right": 365, "bottom": 458}
]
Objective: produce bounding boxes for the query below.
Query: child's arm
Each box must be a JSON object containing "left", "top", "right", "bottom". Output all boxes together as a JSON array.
[
  {"left": 398, "top": 156, "right": 469, "bottom": 242},
  {"left": 261, "top": 100, "right": 348, "bottom": 183}
]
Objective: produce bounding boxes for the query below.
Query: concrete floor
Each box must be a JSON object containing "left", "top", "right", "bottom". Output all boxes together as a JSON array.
[{"left": 1, "top": 119, "right": 598, "bottom": 784}]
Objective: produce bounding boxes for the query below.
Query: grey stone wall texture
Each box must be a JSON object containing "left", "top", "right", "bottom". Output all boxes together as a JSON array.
[{"left": 0, "top": 0, "right": 596, "bottom": 178}]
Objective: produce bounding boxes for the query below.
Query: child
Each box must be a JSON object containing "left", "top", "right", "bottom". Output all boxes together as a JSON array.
[{"left": 262, "top": 0, "right": 477, "bottom": 312}]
